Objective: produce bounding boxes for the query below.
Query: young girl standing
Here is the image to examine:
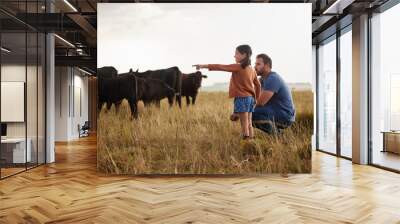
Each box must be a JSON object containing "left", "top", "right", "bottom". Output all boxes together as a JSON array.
[{"left": 193, "top": 45, "right": 261, "bottom": 139}]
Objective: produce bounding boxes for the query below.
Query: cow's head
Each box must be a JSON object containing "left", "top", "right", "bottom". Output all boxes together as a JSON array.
[
  {"left": 191, "top": 71, "right": 207, "bottom": 89},
  {"left": 129, "top": 68, "right": 139, "bottom": 74},
  {"left": 98, "top": 66, "right": 118, "bottom": 79}
]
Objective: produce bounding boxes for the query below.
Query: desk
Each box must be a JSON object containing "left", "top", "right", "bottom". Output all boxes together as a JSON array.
[
  {"left": 382, "top": 131, "right": 400, "bottom": 154},
  {"left": 1, "top": 138, "right": 31, "bottom": 164}
]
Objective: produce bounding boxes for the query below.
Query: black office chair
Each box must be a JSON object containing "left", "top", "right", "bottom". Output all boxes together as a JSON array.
[{"left": 78, "top": 121, "right": 90, "bottom": 138}]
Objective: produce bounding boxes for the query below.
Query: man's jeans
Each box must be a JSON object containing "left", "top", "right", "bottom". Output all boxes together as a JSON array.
[{"left": 252, "top": 107, "right": 293, "bottom": 134}]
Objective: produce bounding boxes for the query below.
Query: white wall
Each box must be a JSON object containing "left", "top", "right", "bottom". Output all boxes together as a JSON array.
[
  {"left": 1, "top": 65, "right": 39, "bottom": 138},
  {"left": 1, "top": 65, "right": 26, "bottom": 138},
  {"left": 1, "top": 64, "right": 27, "bottom": 154},
  {"left": 71, "top": 72, "right": 89, "bottom": 138},
  {"left": 55, "top": 66, "right": 69, "bottom": 141},
  {"left": 55, "top": 67, "right": 89, "bottom": 141},
  {"left": 1, "top": 63, "right": 46, "bottom": 164}
]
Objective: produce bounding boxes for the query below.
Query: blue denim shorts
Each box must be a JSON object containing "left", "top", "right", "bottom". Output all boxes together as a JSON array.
[{"left": 233, "top": 96, "right": 255, "bottom": 113}]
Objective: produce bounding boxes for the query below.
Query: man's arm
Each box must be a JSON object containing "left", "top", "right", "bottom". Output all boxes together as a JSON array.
[
  {"left": 256, "top": 74, "right": 281, "bottom": 106},
  {"left": 256, "top": 90, "right": 274, "bottom": 106}
]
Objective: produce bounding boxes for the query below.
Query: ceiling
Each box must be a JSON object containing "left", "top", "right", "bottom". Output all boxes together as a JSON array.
[{"left": 0, "top": 0, "right": 393, "bottom": 74}]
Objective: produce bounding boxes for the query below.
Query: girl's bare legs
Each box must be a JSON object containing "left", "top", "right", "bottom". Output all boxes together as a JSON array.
[
  {"left": 248, "top": 112, "right": 254, "bottom": 138},
  {"left": 239, "top": 112, "right": 250, "bottom": 137}
]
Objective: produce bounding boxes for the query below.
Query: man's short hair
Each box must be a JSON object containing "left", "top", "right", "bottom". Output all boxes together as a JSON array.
[{"left": 256, "top": 54, "right": 272, "bottom": 68}]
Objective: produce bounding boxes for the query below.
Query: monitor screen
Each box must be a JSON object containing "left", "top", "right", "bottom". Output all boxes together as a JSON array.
[{"left": 1, "top": 123, "right": 7, "bottom": 137}]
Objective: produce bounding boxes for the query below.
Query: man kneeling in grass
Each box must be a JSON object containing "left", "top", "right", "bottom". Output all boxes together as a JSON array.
[{"left": 232, "top": 54, "right": 295, "bottom": 134}]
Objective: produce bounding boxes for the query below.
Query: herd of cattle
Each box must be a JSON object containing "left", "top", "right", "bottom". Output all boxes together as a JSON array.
[{"left": 98, "top": 66, "right": 208, "bottom": 117}]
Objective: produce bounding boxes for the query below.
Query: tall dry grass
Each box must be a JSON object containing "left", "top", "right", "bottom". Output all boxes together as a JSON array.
[{"left": 97, "top": 91, "right": 313, "bottom": 175}]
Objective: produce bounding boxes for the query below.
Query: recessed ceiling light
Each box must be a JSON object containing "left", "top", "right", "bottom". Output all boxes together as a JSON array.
[
  {"left": 78, "top": 67, "right": 92, "bottom": 76},
  {"left": 63, "top": 0, "right": 78, "bottom": 12},
  {"left": 54, "top": 34, "right": 75, "bottom": 48},
  {"left": 1, "top": 47, "right": 11, "bottom": 53},
  {"left": 323, "top": 0, "right": 354, "bottom": 15}
]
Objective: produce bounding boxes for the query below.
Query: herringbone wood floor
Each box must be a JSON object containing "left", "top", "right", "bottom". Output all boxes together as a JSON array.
[{"left": 0, "top": 135, "right": 399, "bottom": 224}]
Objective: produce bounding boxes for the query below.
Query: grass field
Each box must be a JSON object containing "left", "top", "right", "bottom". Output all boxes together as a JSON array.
[{"left": 97, "top": 91, "right": 313, "bottom": 175}]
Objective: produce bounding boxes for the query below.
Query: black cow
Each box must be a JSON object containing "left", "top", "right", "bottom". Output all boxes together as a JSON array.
[
  {"left": 99, "top": 70, "right": 175, "bottom": 114},
  {"left": 118, "top": 70, "right": 176, "bottom": 107},
  {"left": 97, "top": 66, "right": 118, "bottom": 79},
  {"left": 181, "top": 71, "right": 207, "bottom": 106},
  {"left": 140, "top": 78, "right": 176, "bottom": 107},
  {"left": 97, "top": 66, "right": 118, "bottom": 109},
  {"left": 98, "top": 66, "right": 120, "bottom": 111},
  {"left": 132, "top": 66, "right": 183, "bottom": 108},
  {"left": 98, "top": 74, "right": 141, "bottom": 117}
]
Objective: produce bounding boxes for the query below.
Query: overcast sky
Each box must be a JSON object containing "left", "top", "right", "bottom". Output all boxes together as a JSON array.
[{"left": 98, "top": 3, "right": 312, "bottom": 86}]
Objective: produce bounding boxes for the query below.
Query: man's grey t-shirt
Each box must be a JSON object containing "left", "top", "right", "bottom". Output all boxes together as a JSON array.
[{"left": 254, "top": 71, "right": 295, "bottom": 122}]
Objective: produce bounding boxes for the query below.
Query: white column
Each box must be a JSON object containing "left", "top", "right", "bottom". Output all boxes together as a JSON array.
[
  {"left": 352, "top": 14, "right": 369, "bottom": 164},
  {"left": 46, "top": 0, "right": 55, "bottom": 163},
  {"left": 312, "top": 45, "right": 317, "bottom": 151}
]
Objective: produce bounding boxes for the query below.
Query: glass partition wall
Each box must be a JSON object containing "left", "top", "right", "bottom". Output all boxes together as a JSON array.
[
  {"left": 316, "top": 26, "right": 352, "bottom": 159},
  {"left": 0, "top": 1, "right": 46, "bottom": 179},
  {"left": 317, "top": 35, "right": 337, "bottom": 155},
  {"left": 339, "top": 27, "right": 352, "bottom": 159},
  {"left": 316, "top": 1, "right": 400, "bottom": 172},
  {"left": 0, "top": 30, "right": 27, "bottom": 177},
  {"left": 370, "top": 3, "right": 400, "bottom": 172}
]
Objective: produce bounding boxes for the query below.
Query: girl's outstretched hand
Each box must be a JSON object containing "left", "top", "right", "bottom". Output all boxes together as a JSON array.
[{"left": 192, "top": 64, "right": 207, "bottom": 70}]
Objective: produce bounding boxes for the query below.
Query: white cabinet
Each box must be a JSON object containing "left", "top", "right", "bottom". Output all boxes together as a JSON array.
[{"left": 1, "top": 138, "right": 32, "bottom": 163}]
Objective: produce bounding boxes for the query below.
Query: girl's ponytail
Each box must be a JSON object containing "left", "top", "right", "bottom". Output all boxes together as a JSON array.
[{"left": 236, "top": 44, "right": 252, "bottom": 69}]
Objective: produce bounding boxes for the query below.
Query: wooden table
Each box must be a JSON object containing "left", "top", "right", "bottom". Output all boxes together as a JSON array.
[{"left": 381, "top": 131, "right": 400, "bottom": 154}]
